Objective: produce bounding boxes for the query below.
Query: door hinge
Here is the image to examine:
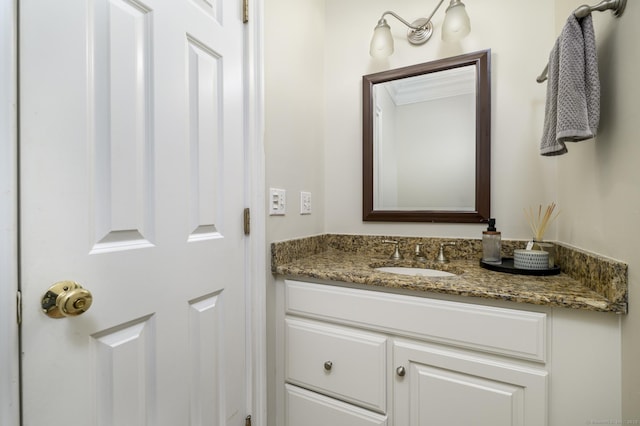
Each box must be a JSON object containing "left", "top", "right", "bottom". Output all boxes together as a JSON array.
[
  {"left": 243, "top": 207, "right": 251, "bottom": 235},
  {"left": 16, "top": 290, "right": 22, "bottom": 325},
  {"left": 245, "top": 415, "right": 252, "bottom": 426},
  {"left": 243, "top": 0, "right": 249, "bottom": 23}
]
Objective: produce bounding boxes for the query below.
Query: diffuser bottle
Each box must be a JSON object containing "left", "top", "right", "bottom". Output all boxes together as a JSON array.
[{"left": 482, "top": 218, "right": 501, "bottom": 264}]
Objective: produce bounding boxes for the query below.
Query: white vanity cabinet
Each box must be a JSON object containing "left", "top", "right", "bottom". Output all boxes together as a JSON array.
[{"left": 276, "top": 279, "right": 551, "bottom": 426}]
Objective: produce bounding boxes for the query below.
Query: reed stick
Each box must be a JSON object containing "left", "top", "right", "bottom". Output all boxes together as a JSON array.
[{"left": 524, "top": 203, "right": 559, "bottom": 241}]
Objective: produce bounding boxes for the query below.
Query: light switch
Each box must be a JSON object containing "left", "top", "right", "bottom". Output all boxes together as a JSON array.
[
  {"left": 269, "top": 188, "right": 286, "bottom": 215},
  {"left": 300, "top": 191, "right": 311, "bottom": 215}
]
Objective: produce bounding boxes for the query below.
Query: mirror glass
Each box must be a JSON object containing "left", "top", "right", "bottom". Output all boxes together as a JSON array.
[{"left": 363, "top": 49, "right": 491, "bottom": 223}]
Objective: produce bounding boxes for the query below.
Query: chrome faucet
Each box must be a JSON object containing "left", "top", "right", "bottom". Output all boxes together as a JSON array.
[
  {"left": 436, "top": 242, "right": 456, "bottom": 263},
  {"left": 414, "top": 243, "right": 427, "bottom": 261},
  {"left": 383, "top": 240, "right": 404, "bottom": 260}
]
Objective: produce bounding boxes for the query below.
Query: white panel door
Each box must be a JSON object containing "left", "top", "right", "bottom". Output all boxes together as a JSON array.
[{"left": 19, "top": 0, "right": 247, "bottom": 425}]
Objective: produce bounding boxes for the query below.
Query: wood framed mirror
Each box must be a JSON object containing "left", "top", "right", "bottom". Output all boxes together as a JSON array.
[{"left": 363, "top": 49, "right": 491, "bottom": 223}]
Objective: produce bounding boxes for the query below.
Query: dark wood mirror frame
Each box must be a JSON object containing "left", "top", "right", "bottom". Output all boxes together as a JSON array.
[{"left": 362, "top": 49, "right": 491, "bottom": 223}]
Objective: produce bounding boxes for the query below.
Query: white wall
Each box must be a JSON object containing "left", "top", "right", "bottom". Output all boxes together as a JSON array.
[
  {"left": 555, "top": 0, "right": 640, "bottom": 421},
  {"left": 265, "top": 0, "right": 559, "bottom": 240},
  {"left": 395, "top": 94, "right": 475, "bottom": 210},
  {"left": 264, "top": 0, "right": 326, "bottom": 243},
  {"left": 324, "top": 0, "right": 557, "bottom": 238}
]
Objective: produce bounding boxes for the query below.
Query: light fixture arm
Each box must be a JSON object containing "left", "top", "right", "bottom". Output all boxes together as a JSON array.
[
  {"left": 376, "top": 0, "right": 447, "bottom": 32},
  {"left": 424, "top": 0, "right": 448, "bottom": 27},
  {"left": 376, "top": 11, "right": 420, "bottom": 30}
]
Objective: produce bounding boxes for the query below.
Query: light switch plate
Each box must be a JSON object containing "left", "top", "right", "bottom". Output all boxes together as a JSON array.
[
  {"left": 300, "top": 191, "right": 311, "bottom": 215},
  {"left": 269, "top": 188, "right": 286, "bottom": 215}
]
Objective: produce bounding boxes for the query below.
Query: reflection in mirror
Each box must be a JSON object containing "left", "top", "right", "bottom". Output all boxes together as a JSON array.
[
  {"left": 374, "top": 65, "right": 476, "bottom": 211},
  {"left": 363, "top": 49, "right": 491, "bottom": 223}
]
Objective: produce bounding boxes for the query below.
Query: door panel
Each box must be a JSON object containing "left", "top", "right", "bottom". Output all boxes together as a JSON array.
[
  {"left": 188, "top": 292, "right": 225, "bottom": 424},
  {"left": 409, "top": 363, "right": 525, "bottom": 426},
  {"left": 19, "top": 0, "right": 246, "bottom": 425},
  {"left": 187, "top": 37, "right": 222, "bottom": 240},
  {"left": 91, "top": 0, "right": 155, "bottom": 251},
  {"left": 393, "top": 340, "right": 547, "bottom": 426},
  {"left": 93, "top": 315, "right": 156, "bottom": 425}
]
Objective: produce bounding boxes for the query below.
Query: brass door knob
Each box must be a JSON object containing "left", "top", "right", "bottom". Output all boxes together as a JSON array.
[{"left": 41, "top": 281, "right": 93, "bottom": 318}]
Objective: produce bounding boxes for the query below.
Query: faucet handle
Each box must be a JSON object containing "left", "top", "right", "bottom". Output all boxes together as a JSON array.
[
  {"left": 436, "top": 242, "right": 456, "bottom": 263},
  {"left": 382, "top": 240, "right": 404, "bottom": 260}
]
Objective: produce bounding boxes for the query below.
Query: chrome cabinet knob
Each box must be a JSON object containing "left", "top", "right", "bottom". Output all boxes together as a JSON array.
[
  {"left": 396, "top": 366, "right": 406, "bottom": 377},
  {"left": 41, "top": 281, "right": 93, "bottom": 318},
  {"left": 324, "top": 361, "right": 333, "bottom": 371}
]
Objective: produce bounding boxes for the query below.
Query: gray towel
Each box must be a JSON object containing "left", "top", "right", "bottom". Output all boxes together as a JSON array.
[{"left": 541, "top": 14, "right": 600, "bottom": 156}]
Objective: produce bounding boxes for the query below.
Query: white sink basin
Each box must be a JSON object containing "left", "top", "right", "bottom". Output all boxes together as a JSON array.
[{"left": 374, "top": 266, "right": 456, "bottom": 277}]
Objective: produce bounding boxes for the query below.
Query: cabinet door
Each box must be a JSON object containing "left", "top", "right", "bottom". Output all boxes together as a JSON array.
[
  {"left": 394, "top": 340, "right": 547, "bottom": 426},
  {"left": 286, "top": 384, "right": 388, "bottom": 426}
]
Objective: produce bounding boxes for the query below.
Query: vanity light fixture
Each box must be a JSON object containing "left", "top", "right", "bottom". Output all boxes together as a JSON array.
[{"left": 369, "top": 0, "right": 471, "bottom": 58}]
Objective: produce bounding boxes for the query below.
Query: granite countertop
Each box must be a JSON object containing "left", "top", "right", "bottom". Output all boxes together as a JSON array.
[{"left": 272, "top": 235, "right": 628, "bottom": 314}]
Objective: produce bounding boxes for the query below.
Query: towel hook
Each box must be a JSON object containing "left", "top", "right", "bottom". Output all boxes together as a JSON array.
[{"left": 536, "top": 0, "right": 626, "bottom": 83}]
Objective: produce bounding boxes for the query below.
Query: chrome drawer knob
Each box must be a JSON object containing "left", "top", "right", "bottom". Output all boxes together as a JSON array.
[
  {"left": 324, "top": 361, "right": 333, "bottom": 371},
  {"left": 396, "top": 366, "right": 406, "bottom": 377}
]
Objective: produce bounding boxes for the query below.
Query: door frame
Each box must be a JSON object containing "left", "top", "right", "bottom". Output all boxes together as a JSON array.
[
  {"left": 0, "top": 0, "right": 267, "bottom": 424},
  {"left": 0, "top": 0, "right": 20, "bottom": 424},
  {"left": 244, "top": 0, "right": 268, "bottom": 424}
]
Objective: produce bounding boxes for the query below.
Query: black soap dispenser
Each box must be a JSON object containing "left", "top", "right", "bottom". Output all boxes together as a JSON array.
[{"left": 482, "top": 218, "right": 501, "bottom": 264}]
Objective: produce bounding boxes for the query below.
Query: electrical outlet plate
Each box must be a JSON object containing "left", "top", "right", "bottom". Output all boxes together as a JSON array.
[
  {"left": 269, "top": 188, "right": 286, "bottom": 215},
  {"left": 300, "top": 191, "right": 311, "bottom": 215}
]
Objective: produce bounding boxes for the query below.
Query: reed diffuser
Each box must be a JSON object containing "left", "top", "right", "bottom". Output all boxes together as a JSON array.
[{"left": 524, "top": 203, "right": 560, "bottom": 244}]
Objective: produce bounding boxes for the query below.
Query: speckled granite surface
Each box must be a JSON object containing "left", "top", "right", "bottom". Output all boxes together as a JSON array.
[{"left": 272, "top": 234, "right": 628, "bottom": 314}]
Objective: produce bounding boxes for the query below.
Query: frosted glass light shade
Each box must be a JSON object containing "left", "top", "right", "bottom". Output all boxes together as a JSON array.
[
  {"left": 369, "top": 20, "right": 394, "bottom": 58},
  {"left": 442, "top": 2, "right": 471, "bottom": 42}
]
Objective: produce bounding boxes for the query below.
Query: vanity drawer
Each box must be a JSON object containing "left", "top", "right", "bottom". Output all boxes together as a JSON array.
[
  {"left": 285, "top": 317, "right": 387, "bottom": 413},
  {"left": 285, "top": 279, "right": 548, "bottom": 362},
  {"left": 285, "top": 384, "right": 388, "bottom": 426}
]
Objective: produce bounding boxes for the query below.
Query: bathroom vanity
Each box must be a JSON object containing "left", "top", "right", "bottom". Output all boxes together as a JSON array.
[{"left": 272, "top": 235, "right": 627, "bottom": 426}]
